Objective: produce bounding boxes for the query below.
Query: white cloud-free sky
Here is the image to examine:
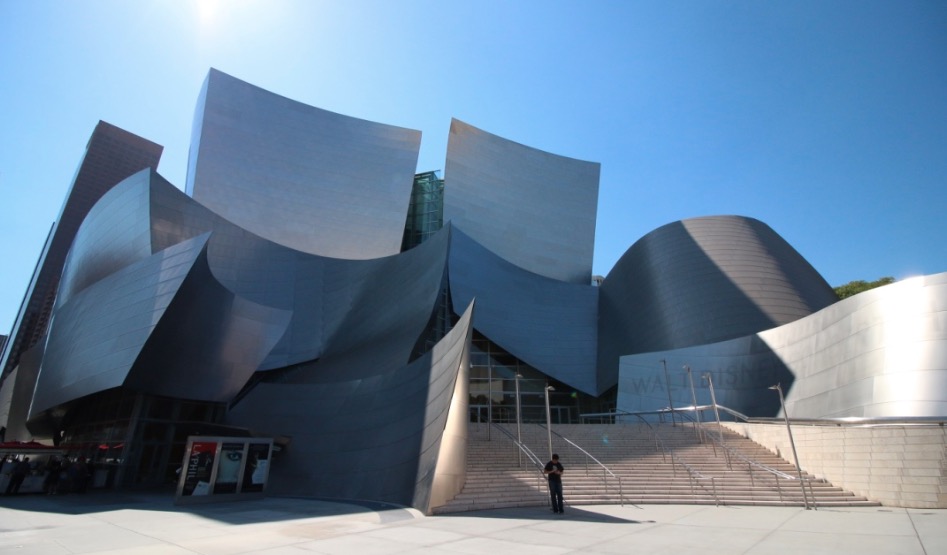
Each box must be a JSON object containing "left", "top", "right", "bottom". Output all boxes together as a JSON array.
[{"left": 1, "top": 0, "right": 945, "bottom": 334}]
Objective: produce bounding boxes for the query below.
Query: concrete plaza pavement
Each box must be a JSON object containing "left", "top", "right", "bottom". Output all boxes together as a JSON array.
[{"left": 1, "top": 490, "right": 944, "bottom": 554}]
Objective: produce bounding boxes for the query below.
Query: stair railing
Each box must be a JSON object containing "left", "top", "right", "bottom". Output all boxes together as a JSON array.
[
  {"left": 626, "top": 413, "right": 720, "bottom": 506},
  {"left": 691, "top": 418, "right": 819, "bottom": 510},
  {"left": 537, "top": 423, "right": 625, "bottom": 506},
  {"left": 647, "top": 406, "right": 818, "bottom": 509},
  {"left": 490, "top": 423, "right": 552, "bottom": 499}
]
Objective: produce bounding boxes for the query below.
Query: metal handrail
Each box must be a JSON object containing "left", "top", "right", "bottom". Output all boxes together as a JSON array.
[
  {"left": 581, "top": 405, "right": 947, "bottom": 509},
  {"left": 592, "top": 405, "right": 947, "bottom": 429},
  {"left": 490, "top": 423, "right": 550, "bottom": 497},
  {"left": 680, "top": 405, "right": 818, "bottom": 510},
  {"left": 656, "top": 405, "right": 817, "bottom": 509},
  {"left": 627, "top": 413, "right": 720, "bottom": 506},
  {"left": 537, "top": 423, "right": 624, "bottom": 506}
]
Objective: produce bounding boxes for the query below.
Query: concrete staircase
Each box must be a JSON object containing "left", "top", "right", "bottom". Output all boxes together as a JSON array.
[{"left": 432, "top": 422, "right": 880, "bottom": 514}]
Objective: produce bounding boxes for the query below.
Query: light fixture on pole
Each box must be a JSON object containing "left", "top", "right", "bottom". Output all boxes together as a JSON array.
[
  {"left": 684, "top": 365, "right": 702, "bottom": 442},
  {"left": 515, "top": 372, "right": 523, "bottom": 466},
  {"left": 769, "top": 383, "right": 811, "bottom": 510},
  {"left": 661, "top": 359, "right": 675, "bottom": 426},
  {"left": 544, "top": 384, "right": 556, "bottom": 459},
  {"left": 487, "top": 366, "right": 492, "bottom": 441},
  {"left": 703, "top": 372, "right": 727, "bottom": 463}
]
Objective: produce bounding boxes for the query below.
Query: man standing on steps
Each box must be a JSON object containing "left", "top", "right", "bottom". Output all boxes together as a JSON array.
[{"left": 544, "top": 453, "right": 565, "bottom": 513}]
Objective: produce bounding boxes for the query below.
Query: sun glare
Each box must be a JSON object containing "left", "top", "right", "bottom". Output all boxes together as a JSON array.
[{"left": 197, "top": 0, "right": 220, "bottom": 27}]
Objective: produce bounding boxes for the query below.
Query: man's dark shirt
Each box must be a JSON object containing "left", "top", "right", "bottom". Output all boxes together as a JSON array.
[{"left": 544, "top": 460, "right": 563, "bottom": 484}]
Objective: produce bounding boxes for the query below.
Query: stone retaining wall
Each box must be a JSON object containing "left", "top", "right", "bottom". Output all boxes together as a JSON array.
[{"left": 722, "top": 422, "right": 947, "bottom": 508}]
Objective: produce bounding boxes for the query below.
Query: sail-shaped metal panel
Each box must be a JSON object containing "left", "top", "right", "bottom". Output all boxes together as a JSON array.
[
  {"left": 186, "top": 69, "right": 421, "bottom": 259},
  {"left": 444, "top": 119, "right": 600, "bottom": 284}
]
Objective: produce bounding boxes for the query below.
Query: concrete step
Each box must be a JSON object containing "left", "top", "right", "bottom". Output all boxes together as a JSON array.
[{"left": 433, "top": 423, "right": 880, "bottom": 513}]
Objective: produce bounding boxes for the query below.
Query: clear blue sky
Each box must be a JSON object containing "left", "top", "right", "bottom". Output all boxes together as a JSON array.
[{"left": 1, "top": 0, "right": 946, "bottom": 334}]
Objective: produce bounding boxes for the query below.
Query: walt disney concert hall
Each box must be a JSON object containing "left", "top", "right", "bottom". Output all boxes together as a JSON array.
[{"left": 1, "top": 69, "right": 945, "bottom": 511}]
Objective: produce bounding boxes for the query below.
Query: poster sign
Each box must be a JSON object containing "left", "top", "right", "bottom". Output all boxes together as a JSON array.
[
  {"left": 213, "top": 442, "right": 245, "bottom": 494},
  {"left": 181, "top": 440, "right": 217, "bottom": 496},
  {"left": 241, "top": 442, "right": 271, "bottom": 493},
  {"left": 175, "top": 436, "right": 273, "bottom": 505}
]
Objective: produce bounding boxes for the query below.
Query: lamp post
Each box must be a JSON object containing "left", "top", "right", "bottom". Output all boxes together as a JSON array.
[
  {"left": 487, "top": 366, "right": 492, "bottom": 441},
  {"left": 544, "top": 384, "right": 556, "bottom": 459},
  {"left": 515, "top": 372, "right": 523, "bottom": 466},
  {"left": 703, "top": 372, "right": 727, "bottom": 464},
  {"left": 770, "top": 383, "right": 810, "bottom": 510},
  {"left": 661, "top": 359, "right": 675, "bottom": 426},
  {"left": 684, "top": 365, "right": 702, "bottom": 442}
]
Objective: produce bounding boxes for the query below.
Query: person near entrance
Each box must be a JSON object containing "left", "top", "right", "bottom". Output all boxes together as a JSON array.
[
  {"left": 5, "top": 457, "right": 31, "bottom": 495},
  {"left": 544, "top": 453, "right": 565, "bottom": 513}
]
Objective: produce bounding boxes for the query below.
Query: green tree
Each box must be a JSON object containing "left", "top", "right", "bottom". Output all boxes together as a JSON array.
[{"left": 833, "top": 277, "right": 896, "bottom": 300}]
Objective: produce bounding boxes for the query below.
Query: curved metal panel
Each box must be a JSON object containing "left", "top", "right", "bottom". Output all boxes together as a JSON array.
[
  {"left": 0, "top": 122, "right": 163, "bottom": 381},
  {"left": 29, "top": 160, "right": 451, "bottom": 427},
  {"left": 124, "top": 249, "right": 292, "bottom": 402},
  {"left": 283, "top": 224, "right": 451, "bottom": 378},
  {"left": 225, "top": 301, "right": 474, "bottom": 511},
  {"left": 244, "top": 222, "right": 450, "bottom": 376},
  {"left": 617, "top": 273, "right": 947, "bottom": 419},
  {"left": 56, "top": 169, "right": 155, "bottom": 307},
  {"left": 616, "top": 338, "right": 791, "bottom": 418},
  {"left": 449, "top": 227, "right": 599, "bottom": 395},
  {"left": 29, "top": 234, "right": 210, "bottom": 417},
  {"left": 444, "top": 119, "right": 600, "bottom": 284},
  {"left": 186, "top": 68, "right": 421, "bottom": 259},
  {"left": 188, "top": 208, "right": 450, "bottom": 372},
  {"left": 64, "top": 168, "right": 451, "bottom": 373},
  {"left": 769, "top": 273, "right": 947, "bottom": 418},
  {"left": 599, "top": 215, "right": 838, "bottom": 391}
]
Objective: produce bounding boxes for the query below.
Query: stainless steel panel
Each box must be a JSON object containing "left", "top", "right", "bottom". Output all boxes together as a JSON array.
[
  {"left": 444, "top": 119, "right": 600, "bottom": 284},
  {"left": 29, "top": 234, "right": 211, "bottom": 417},
  {"left": 600, "top": 216, "right": 838, "bottom": 391},
  {"left": 448, "top": 227, "right": 599, "bottom": 395},
  {"left": 0, "top": 122, "right": 162, "bottom": 381},
  {"left": 56, "top": 169, "right": 154, "bottom": 307},
  {"left": 186, "top": 69, "right": 421, "bottom": 260},
  {"left": 618, "top": 273, "right": 947, "bottom": 419},
  {"left": 226, "top": 301, "right": 474, "bottom": 512}
]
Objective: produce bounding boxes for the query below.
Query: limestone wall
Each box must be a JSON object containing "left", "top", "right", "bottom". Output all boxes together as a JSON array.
[{"left": 722, "top": 421, "right": 947, "bottom": 508}]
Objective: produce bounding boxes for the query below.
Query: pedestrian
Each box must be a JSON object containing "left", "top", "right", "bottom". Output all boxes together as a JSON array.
[
  {"left": 56, "top": 457, "right": 74, "bottom": 493},
  {"left": 69, "top": 457, "right": 90, "bottom": 493},
  {"left": 44, "top": 456, "right": 62, "bottom": 494},
  {"left": 5, "top": 456, "right": 31, "bottom": 495},
  {"left": 544, "top": 453, "right": 565, "bottom": 513}
]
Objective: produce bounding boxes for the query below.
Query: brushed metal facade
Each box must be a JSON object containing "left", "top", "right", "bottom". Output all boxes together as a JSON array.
[
  {"left": 186, "top": 69, "right": 421, "bottom": 260},
  {"left": 444, "top": 119, "right": 600, "bottom": 284},
  {"left": 599, "top": 216, "right": 838, "bottom": 392},
  {"left": 50, "top": 165, "right": 451, "bottom": 383},
  {"left": 0, "top": 122, "right": 162, "bottom": 382},
  {"left": 617, "top": 273, "right": 947, "bottom": 419},
  {"left": 226, "top": 302, "right": 474, "bottom": 512},
  {"left": 449, "top": 227, "right": 600, "bottom": 395},
  {"left": 31, "top": 234, "right": 213, "bottom": 417},
  {"left": 32, "top": 225, "right": 291, "bottom": 424},
  {"left": 32, "top": 146, "right": 460, "bottom": 508},
  {"left": 9, "top": 70, "right": 946, "bottom": 510}
]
